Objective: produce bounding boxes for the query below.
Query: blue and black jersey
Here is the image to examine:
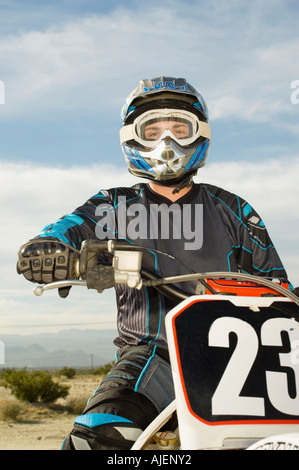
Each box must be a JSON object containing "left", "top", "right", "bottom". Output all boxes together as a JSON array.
[{"left": 37, "top": 182, "right": 288, "bottom": 350}]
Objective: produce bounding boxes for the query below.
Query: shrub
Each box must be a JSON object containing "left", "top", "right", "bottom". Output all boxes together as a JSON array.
[
  {"left": 92, "top": 361, "right": 115, "bottom": 376},
  {"left": 65, "top": 394, "right": 89, "bottom": 415},
  {"left": 60, "top": 367, "right": 76, "bottom": 379},
  {"left": 1, "top": 368, "right": 70, "bottom": 403},
  {"left": 0, "top": 399, "right": 22, "bottom": 421}
]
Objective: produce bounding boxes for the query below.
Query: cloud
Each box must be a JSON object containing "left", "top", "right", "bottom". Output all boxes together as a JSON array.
[
  {"left": 0, "top": 0, "right": 298, "bottom": 132},
  {"left": 0, "top": 161, "right": 135, "bottom": 334},
  {"left": 0, "top": 157, "right": 298, "bottom": 335},
  {"left": 0, "top": 161, "right": 136, "bottom": 253},
  {"left": 199, "top": 157, "right": 299, "bottom": 219},
  {"left": 0, "top": 0, "right": 298, "bottom": 335},
  {"left": 198, "top": 157, "right": 299, "bottom": 286}
]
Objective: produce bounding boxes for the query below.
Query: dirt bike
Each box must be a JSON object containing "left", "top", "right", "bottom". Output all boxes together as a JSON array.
[{"left": 33, "top": 240, "right": 299, "bottom": 450}]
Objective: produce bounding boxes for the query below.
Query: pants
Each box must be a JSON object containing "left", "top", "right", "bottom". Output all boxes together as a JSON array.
[{"left": 62, "top": 343, "right": 175, "bottom": 450}]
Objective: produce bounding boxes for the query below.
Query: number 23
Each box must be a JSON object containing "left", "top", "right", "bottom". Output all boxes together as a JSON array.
[{"left": 209, "top": 317, "right": 299, "bottom": 416}]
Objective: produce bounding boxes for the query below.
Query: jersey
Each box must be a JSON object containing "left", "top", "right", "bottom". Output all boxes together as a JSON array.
[{"left": 37, "top": 182, "right": 288, "bottom": 351}]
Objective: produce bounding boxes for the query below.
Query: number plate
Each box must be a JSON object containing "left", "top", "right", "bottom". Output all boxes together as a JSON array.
[{"left": 171, "top": 298, "right": 299, "bottom": 424}]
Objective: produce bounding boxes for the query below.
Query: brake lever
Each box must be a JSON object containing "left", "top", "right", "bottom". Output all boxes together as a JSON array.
[{"left": 33, "top": 280, "right": 87, "bottom": 296}]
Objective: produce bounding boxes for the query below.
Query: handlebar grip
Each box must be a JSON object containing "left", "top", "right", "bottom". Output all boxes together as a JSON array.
[{"left": 79, "top": 240, "right": 112, "bottom": 277}]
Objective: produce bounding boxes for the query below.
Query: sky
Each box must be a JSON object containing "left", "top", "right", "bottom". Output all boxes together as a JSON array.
[{"left": 0, "top": 0, "right": 299, "bottom": 337}]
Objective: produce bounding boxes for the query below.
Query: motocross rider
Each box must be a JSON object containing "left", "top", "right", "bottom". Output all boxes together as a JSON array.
[{"left": 17, "top": 77, "right": 289, "bottom": 450}]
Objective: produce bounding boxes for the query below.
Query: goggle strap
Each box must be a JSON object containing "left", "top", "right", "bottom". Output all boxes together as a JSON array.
[{"left": 120, "top": 124, "right": 135, "bottom": 145}]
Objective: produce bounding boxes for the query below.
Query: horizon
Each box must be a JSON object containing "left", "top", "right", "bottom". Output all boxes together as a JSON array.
[{"left": 0, "top": 0, "right": 299, "bottom": 337}]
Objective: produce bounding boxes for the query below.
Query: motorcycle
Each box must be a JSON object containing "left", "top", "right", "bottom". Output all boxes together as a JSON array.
[{"left": 33, "top": 240, "right": 299, "bottom": 450}]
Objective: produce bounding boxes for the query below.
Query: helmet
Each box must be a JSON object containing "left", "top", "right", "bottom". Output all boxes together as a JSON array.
[{"left": 120, "top": 77, "right": 211, "bottom": 184}]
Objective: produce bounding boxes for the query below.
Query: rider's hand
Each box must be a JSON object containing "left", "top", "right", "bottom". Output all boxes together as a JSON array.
[
  {"left": 17, "top": 238, "right": 76, "bottom": 289},
  {"left": 293, "top": 287, "right": 299, "bottom": 297}
]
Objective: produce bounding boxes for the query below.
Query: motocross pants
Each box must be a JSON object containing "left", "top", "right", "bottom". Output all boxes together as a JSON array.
[{"left": 62, "top": 343, "right": 175, "bottom": 450}]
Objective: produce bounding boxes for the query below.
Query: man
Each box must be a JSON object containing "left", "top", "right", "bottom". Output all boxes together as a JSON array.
[{"left": 17, "top": 77, "right": 289, "bottom": 450}]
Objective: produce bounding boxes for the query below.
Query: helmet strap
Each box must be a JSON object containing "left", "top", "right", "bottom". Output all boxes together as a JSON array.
[
  {"left": 152, "top": 171, "right": 197, "bottom": 194},
  {"left": 172, "top": 172, "right": 195, "bottom": 194}
]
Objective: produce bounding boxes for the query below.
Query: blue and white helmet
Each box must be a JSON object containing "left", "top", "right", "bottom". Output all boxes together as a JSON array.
[{"left": 120, "top": 77, "right": 211, "bottom": 183}]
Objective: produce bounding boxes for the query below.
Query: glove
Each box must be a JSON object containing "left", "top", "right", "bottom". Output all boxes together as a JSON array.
[
  {"left": 17, "top": 239, "right": 78, "bottom": 297},
  {"left": 293, "top": 287, "right": 299, "bottom": 297}
]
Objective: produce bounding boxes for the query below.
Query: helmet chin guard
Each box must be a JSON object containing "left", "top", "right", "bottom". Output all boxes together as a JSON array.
[
  {"left": 122, "top": 137, "right": 210, "bottom": 182},
  {"left": 120, "top": 77, "right": 211, "bottom": 183}
]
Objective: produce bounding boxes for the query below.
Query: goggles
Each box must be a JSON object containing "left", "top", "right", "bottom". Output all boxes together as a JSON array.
[{"left": 120, "top": 108, "right": 211, "bottom": 148}]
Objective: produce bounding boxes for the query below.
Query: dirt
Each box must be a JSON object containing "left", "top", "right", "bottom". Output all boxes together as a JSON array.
[{"left": 0, "top": 374, "right": 101, "bottom": 450}]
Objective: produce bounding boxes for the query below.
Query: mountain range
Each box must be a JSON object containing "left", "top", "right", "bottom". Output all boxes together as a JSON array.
[{"left": 0, "top": 329, "right": 118, "bottom": 369}]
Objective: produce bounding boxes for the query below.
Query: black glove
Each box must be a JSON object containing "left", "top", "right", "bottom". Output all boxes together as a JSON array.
[
  {"left": 17, "top": 239, "right": 78, "bottom": 297},
  {"left": 293, "top": 287, "right": 299, "bottom": 297}
]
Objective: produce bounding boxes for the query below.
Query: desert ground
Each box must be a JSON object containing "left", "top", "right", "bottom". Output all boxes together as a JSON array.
[{"left": 0, "top": 373, "right": 101, "bottom": 450}]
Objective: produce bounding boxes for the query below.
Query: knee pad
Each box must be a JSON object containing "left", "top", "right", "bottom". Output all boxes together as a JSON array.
[
  {"left": 62, "top": 413, "right": 143, "bottom": 450},
  {"left": 62, "top": 390, "right": 159, "bottom": 450},
  {"left": 61, "top": 347, "right": 169, "bottom": 450}
]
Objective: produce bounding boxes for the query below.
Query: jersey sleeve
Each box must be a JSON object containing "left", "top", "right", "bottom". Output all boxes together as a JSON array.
[
  {"left": 36, "top": 190, "right": 114, "bottom": 250},
  {"left": 238, "top": 201, "right": 288, "bottom": 281},
  {"left": 229, "top": 200, "right": 289, "bottom": 281},
  {"left": 206, "top": 184, "right": 289, "bottom": 282}
]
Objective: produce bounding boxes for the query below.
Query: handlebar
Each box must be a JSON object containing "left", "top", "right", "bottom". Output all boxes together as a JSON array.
[{"left": 32, "top": 240, "right": 299, "bottom": 309}]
